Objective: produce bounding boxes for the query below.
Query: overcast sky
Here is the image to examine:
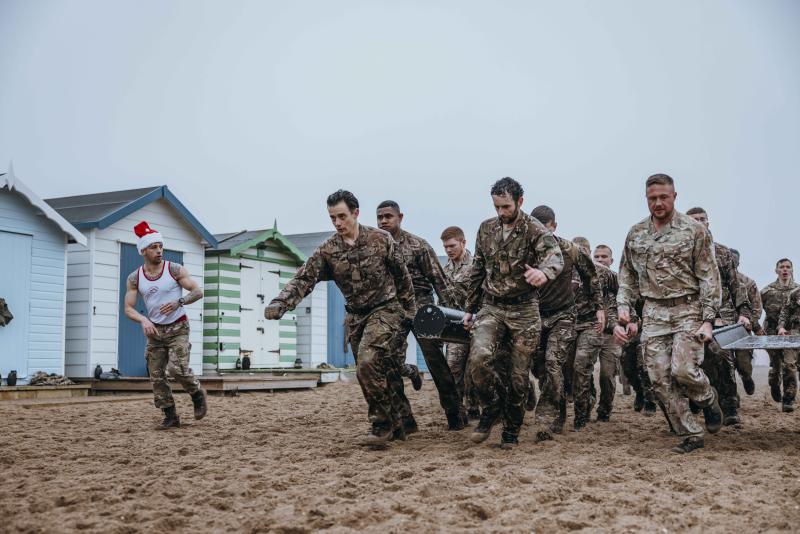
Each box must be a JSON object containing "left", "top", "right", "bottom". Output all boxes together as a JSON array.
[{"left": 1, "top": 0, "right": 798, "bottom": 289}]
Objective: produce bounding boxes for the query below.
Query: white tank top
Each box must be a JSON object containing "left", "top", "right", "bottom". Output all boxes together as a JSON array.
[{"left": 137, "top": 261, "right": 186, "bottom": 325}]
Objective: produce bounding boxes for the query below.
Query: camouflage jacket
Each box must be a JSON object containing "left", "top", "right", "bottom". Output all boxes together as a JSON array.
[
  {"left": 618, "top": 211, "right": 721, "bottom": 323},
  {"left": 714, "top": 242, "right": 750, "bottom": 325},
  {"left": 539, "top": 236, "right": 600, "bottom": 316},
  {"left": 574, "top": 262, "right": 619, "bottom": 329},
  {"left": 761, "top": 280, "right": 800, "bottom": 333},
  {"left": 465, "top": 212, "right": 563, "bottom": 314},
  {"left": 778, "top": 287, "right": 800, "bottom": 332},
  {"left": 738, "top": 272, "right": 762, "bottom": 331},
  {"left": 443, "top": 249, "right": 473, "bottom": 310},
  {"left": 395, "top": 229, "right": 454, "bottom": 307},
  {"left": 271, "top": 225, "right": 416, "bottom": 318}
]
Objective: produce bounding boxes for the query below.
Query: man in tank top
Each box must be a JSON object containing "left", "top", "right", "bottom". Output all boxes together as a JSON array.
[{"left": 123, "top": 221, "right": 208, "bottom": 429}]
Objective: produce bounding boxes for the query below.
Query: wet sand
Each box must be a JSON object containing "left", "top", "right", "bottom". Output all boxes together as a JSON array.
[{"left": 1, "top": 367, "right": 798, "bottom": 533}]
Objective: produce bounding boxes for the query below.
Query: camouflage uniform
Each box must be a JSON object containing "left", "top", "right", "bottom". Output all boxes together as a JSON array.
[
  {"left": 533, "top": 237, "right": 598, "bottom": 431},
  {"left": 778, "top": 288, "right": 800, "bottom": 385},
  {"left": 443, "top": 249, "right": 479, "bottom": 413},
  {"left": 735, "top": 272, "right": 761, "bottom": 386},
  {"left": 393, "top": 229, "right": 463, "bottom": 420},
  {"left": 764, "top": 281, "right": 800, "bottom": 404},
  {"left": 701, "top": 242, "right": 750, "bottom": 419},
  {"left": 572, "top": 263, "right": 618, "bottom": 424},
  {"left": 620, "top": 299, "right": 657, "bottom": 411},
  {"left": 270, "top": 224, "right": 416, "bottom": 433},
  {"left": 466, "top": 212, "right": 563, "bottom": 440},
  {"left": 145, "top": 320, "right": 201, "bottom": 408},
  {"left": 618, "top": 211, "right": 721, "bottom": 439}
]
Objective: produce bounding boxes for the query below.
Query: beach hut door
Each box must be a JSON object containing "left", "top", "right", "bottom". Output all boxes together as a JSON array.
[{"left": 0, "top": 231, "right": 31, "bottom": 380}]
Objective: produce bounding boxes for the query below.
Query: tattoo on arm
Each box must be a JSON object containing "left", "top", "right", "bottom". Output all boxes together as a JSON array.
[
  {"left": 182, "top": 288, "right": 203, "bottom": 305},
  {"left": 127, "top": 271, "right": 138, "bottom": 290},
  {"left": 169, "top": 262, "right": 182, "bottom": 280}
]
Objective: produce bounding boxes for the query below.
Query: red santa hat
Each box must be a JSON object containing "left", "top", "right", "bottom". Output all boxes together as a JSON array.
[{"left": 134, "top": 221, "right": 164, "bottom": 255}]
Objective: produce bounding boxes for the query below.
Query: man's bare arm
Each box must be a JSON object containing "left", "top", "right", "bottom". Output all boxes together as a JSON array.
[
  {"left": 171, "top": 263, "right": 203, "bottom": 305},
  {"left": 124, "top": 272, "right": 156, "bottom": 336}
]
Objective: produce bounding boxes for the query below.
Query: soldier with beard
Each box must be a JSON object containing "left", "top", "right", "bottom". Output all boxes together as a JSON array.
[{"left": 463, "top": 177, "right": 563, "bottom": 449}]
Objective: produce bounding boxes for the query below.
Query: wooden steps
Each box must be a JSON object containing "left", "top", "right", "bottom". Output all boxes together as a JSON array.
[{"left": 0, "top": 384, "right": 91, "bottom": 401}]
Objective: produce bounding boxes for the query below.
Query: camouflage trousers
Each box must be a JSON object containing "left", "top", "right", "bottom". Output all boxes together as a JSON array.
[
  {"left": 398, "top": 297, "right": 462, "bottom": 417},
  {"left": 767, "top": 347, "right": 798, "bottom": 404},
  {"left": 702, "top": 339, "right": 739, "bottom": 415},
  {"left": 621, "top": 334, "right": 656, "bottom": 405},
  {"left": 348, "top": 301, "right": 406, "bottom": 430},
  {"left": 734, "top": 350, "right": 754, "bottom": 385},
  {"left": 146, "top": 320, "right": 201, "bottom": 409},
  {"left": 531, "top": 310, "right": 575, "bottom": 428},
  {"left": 597, "top": 334, "right": 621, "bottom": 417},
  {"left": 469, "top": 301, "right": 541, "bottom": 437},
  {"left": 572, "top": 324, "right": 603, "bottom": 423},
  {"left": 446, "top": 342, "right": 479, "bottom": 412}
]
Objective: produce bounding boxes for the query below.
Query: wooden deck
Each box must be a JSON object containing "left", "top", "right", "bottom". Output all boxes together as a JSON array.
[
  {"left": 0, "top": 384, "right": 91, "bottom": 401},
  {"left": 72, "top": 369, "right": 341, "bottom": 394}
]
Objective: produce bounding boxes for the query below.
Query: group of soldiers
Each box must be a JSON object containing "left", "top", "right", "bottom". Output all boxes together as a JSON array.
[{"left": 264, "top": 174, "right": 800, "bottom": 454}]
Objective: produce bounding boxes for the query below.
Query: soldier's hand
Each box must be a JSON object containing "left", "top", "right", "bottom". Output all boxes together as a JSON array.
[
  {"left": 695, "top": 322, "right": 713, "bottom": 343},
  {"left": 618, "top": 309, "right": 630, "bottom": 327},
  {"left": 595, "top": 310, "right": 606, "bottom": 334},
  {"left": 140, "top": 318, "right": 157, "bottom": 337},
  {"left": 628, "top": 321, "right": 639, "bottom": 337},
  {"left": 778, "top": 327, "right": 787, "bottom": 336},
  {"left": 159, "top": 300, "right": 179, "bottom": 315},
  {"left": 463, "top": 312, "right": 474, "bottom": 330},
  {"left": 523, "top": 264, "right": 548, "bottom": 287},
  {"left": 264, "top": 302, "right": 285, "bottom": 320},
  {"left": 756, "top": 326, "right": 765, "bottom": 336},
  {"left": 738, "top": 315, "right": 751, "bottom": 331}
]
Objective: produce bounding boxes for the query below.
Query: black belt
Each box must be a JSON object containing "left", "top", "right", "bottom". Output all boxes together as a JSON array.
[
  {"left": 646, "top": 294, "right": 698, "bottom": 307},
  {"left": 483, "top": 292, "right": 536, "bottom": 306},
  {"left": 345, "top": 298, "right": 395, "bottom": 316}
]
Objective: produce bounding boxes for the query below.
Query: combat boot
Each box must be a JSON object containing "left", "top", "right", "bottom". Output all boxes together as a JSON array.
[
  {"left": 671, "top": 436, "right": 704, "bottom": 454},
  {"left": 470, "top": 411, "right": 499, "bottom": 443},
  {"left": 363, "top": 422, "right": 392, "bottom": 445},
  {"left": 781, "top": 402, "right": 794, "bottom": 413},
  {"left": 549, "top": 397, "right": 567, "bottom": 434},
  {"left": 633, "top": 391, "right": 644, "bottom": 412},
  {"left": 723, "top": 407, "right": 740, "bottom": 426},
  {"left": 467, "top": 407, "right": 481, "bottom": 421},
  {"left": 500, "top": 431, "right": 518, "bottom": 450},
  {"left": 742, "top": 376, "right": 755, "bottom": 396},
  {"left": 447, "top": 411, "right": 466, "bottom": 431},
  {"left": 770, "top": 380, "right": 782, "bottom": 403},
  {"left": 643, "top": 400, "right": 657, "bottom": 417},
  {"left": 622, "top": 384, "right": 631, "bottom": 396},
  {"left": 391, "top": 424, "right": 408, "bottom": 442},
  {"left": 191, "top": 389, "right": 208, "bottom": 420},
  {"left": 573, "top": 417, "right": 587, "bottom": 431},
  {"left": 158, "top": 406, "right": 180, "bottom": 429},
  {"left": 525, "top": 385, "right": 537, "bottom": 411},
  {"left": 402, "top": 415, "right": 419, "bottom": 435},
  {"left": 702, "top": 389, "right": 723, "bottom": 434},
  {"left": 596, "top": 412, "right": 610, "bottom": 422},
  {"left": 407, "top": 364, "right": 423, "bottom": 391}
]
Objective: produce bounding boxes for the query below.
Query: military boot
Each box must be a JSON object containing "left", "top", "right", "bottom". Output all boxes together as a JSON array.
[
  {"left": 742, "top": 376, "right": 755, "bottom": 396},
  {"left": 191, "top": 389, "right": 208, "bottom": 420},
  {"left": 770, "top": 379, "right": 782, "bottom": 403},
  {"left": 470, "top": 411, "right": 499, "bottom": 443},
  {"left": 723, "top": 407, "right": 740, "bottom": 426},
  {"left": 633, "top": 391, "right": 644, "bottom": 412},
  {"left": 573, "top": 417, "right": 587, "bottom": 431},
  {"left": 158, "top": 406, "right": 180, "bottom": 429},
  {"left": 671, "top": 436, "right": 704, "bottom": 454},
  {"left": 467, "top": 407, "right": 481, "bottom": 421},
  {"left": 643, "top": 400, "right": 657, "bottom": 417},
  {"left": 391, "top": 424, "right": 408, "bottom": 442},
  {"left": 363, "top": 422, "right": 392, "bottom": 445},
  {"left": 550, "top": 397, "right": 567, "bottom": 434},
  {"left": 781, "top": 402, "right": 795, "bottom": 413},
  {"left": 402, "top": 415, "right": 419, "bottom": 435},
  {"left": 702, "top": 389, "right": 723, "bottom": 434},
  {"left": 500, "top": 431, "right": 518, "bottom": 450},
  {"left": 447, "top": 411, "right": 466, "bottom": 431}
]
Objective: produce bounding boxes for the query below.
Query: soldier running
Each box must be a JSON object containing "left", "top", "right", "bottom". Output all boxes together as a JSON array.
[
  {"left": 686, "top": 207, "right": 751, "bottom": 426},
  {"left": 615, "top": 174, "right": 723, "bottom": 454},
  {"left": 463, "top": 177, "right": 564, "bottom": 449},
  {"left": 761, "top": 258, "right": 799, "bottom": 411},
  {"left": 265, "top": 190, "right": 416, "bottom": 445},
  {"left": 777, "top": 279, "right": 800, "bottom": 412},
  {"left": 123, "top": 221, "right": 208, "bottom": 429},
  {"left": 376, "top": 201, "right": 466, "bottom": 431},
  {"left": 528, "top": 206, "right": 600, "bottom": 437},
  {"left": 440, "top": 225, "right": 481, "bottom": 421},
  {"left": 730, "top": 248, "right": 759, "bottom": 396}
]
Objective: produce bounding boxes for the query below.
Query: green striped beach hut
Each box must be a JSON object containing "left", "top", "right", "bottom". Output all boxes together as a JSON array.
[{"left": 203, "top": 225, "right": 306, "bottom": 372}]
